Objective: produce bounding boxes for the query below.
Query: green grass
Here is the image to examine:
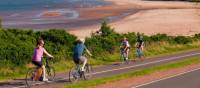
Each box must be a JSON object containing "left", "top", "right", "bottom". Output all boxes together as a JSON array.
[
  {"left": 62, "top": 58, "right": 200, "bottom": 88},
  {"left": 0, "top": 67, "right": 27, "bottom": 80}
]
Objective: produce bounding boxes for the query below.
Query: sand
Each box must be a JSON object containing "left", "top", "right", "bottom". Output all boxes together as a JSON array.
[{"left": 68, "top": 0, "right": 200, "bottom": 38}]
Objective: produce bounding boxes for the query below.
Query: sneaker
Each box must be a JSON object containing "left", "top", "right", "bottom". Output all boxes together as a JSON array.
[
  {"left": 81, "top": 67, "right": 85, "bottom": 72},
  {"left": 43, "top": 78, "right": 49, "bottom": 82}
]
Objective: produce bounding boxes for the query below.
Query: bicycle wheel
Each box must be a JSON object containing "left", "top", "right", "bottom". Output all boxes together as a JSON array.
[
  {"left": 25, "top": 69, "right": 36, "bottom": 88},
  {"left": 83, "top": 64, "right": 93, "bottom": 80},
  {"left": 69, "top": 67, "right": 79, "bottom": 83},
  {"left": 46, "top": 66, "right": 55, "bottom": 81}
]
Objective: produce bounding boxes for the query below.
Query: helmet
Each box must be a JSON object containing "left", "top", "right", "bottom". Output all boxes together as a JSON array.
[{"left": 78, "top": 38, "right": 85, "bottom": 43}]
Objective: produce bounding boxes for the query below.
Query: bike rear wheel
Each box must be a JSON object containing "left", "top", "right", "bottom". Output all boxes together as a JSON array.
[
  {"left": 69, "top": 67, "right": 79, "bottom": 83},
  {"left": 26, "top": 69, "right": 37, "bottom": 88},
  {"left": 83, "top": 64, "right": 93, "bottom": 80}
]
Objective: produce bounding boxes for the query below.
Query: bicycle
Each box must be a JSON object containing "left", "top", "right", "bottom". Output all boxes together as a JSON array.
[
  {"left": 25, "top": 57, "right": 55, "bottom": 88},
  {"left": 69, "top": 57, "right": 93, "bottom": 83},
  {"left": 120, "top": 48, "right": 129, "bottom": 64}
]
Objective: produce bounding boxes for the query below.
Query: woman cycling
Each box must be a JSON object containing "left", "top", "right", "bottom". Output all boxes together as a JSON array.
[{"left": 32, "top": 38, "right": 53, "bottom": 81}]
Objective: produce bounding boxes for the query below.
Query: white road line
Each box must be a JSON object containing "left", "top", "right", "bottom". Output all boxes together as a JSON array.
[
  {"left": 14, "top": 52, "right": 200, "bottom": 88},
  {"left": 133, "top": 68, "right": 200, "bottom": 88}
]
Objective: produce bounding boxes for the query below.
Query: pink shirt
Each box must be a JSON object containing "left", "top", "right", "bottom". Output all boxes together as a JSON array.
[{"left": 32, "top": 46, "right": 44, "bottom": 62}]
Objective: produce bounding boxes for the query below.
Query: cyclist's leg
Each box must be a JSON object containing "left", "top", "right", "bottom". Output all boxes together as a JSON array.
[
  {"left": 125, "top": 48, "right": 130, "bottom": 60},
  {"left": 32, "top": 61, "right": 47, "bottom": 81},
  {"left": 138, "top": 48, "right": 143, "bottom": 61},
  {"left": 80, "top": 56, "right": 87, "bottom": 71},
  {"left": 42, "top": 65, "right": 48, "bottom": 81},
  {"left": 140, "top": 49, "right": 144, "bottom": 61},
  {"left": 32, "top": 61, "right": 42, "bottom": 80},
  {"left": 136, "top": 48, "right": 141, "bottom": 60}
]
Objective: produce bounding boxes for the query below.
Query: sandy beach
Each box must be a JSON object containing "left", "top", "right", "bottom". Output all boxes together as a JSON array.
[{"left": 68, "top": 0, "right": 200, "bottom": 38}]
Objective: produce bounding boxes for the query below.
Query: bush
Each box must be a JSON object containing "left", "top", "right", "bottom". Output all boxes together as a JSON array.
[
  {"left": 173, "top": 36, "right": 192, "bottom": 44},
  {"left": 150, "top": 34, "right": 171, "bottom": 42},
  {"left": 0, "top": 29, "right": 76, "bottom": 67}
]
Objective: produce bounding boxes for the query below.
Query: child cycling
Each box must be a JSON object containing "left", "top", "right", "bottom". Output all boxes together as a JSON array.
[{"left": 32, "top": 38, "right": 53, "bottom": 81}]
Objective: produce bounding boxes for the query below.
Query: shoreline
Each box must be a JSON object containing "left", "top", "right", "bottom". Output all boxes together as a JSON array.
[
  {"left": 1, "top": 0, "right": 200, "bottom": 38},
  {"left": 2, "top": 3, "right": 140, "bottom": 31},
  {"left": 68, "top": 0, "right": 200, "bottom": 38}
]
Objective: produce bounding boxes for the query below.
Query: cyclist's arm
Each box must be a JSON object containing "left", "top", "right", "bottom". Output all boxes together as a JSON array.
[
  {"left": 141, "top": 42, "right": 144, "bottom": 51},
  {"left": 82, "top": 44, "right": 91, "bottom": 56},
  {"left": 43, "top": 48, "right": 54, "bottom": 58},
  {"left": 86, "top": 48, "right": 92, "bottom": 56},
  {"left": 135, "top": 42, "right": 138, "bottom": 48}
]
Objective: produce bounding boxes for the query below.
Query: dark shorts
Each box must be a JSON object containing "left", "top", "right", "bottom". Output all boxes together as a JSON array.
[
  {"left": 73, "top": 56, "right": 87, "bottom": 65},
  {"left": 32, "top": 61, "right": 43, "bottom": 67}
]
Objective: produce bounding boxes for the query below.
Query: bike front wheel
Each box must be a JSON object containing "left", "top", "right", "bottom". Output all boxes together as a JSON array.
[
  {"left": 46, "top": 67, "right": 55, "bottom": 81},
  {"left": 83, "top": 64, "right": 93, "bottom": 80}
]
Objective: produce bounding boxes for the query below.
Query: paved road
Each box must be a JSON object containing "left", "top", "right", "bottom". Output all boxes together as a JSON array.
[
  {"left": 136, "top": 69, "right": 200, "bottom": 88},
  {"left": 1, "top": 50, "right": 200, "bottom": 88}
]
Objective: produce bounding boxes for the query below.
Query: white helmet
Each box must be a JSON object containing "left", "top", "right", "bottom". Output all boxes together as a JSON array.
[{"left": 79, "top": 38, "right": 85, "bottom": 43}]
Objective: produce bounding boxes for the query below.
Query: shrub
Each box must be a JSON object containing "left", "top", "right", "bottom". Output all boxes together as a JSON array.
[
  {"left": 0, "top": 29, "right": 76, "bottom": 67},
  {"left": 173, "top": 36, "right": 192, "bottom": 44}
]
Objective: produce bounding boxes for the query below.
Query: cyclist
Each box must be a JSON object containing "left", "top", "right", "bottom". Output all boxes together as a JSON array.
[
  {"left": 32, "top": 38, "right": 54, "bottom": 81},
  {"left": 135, "top": 35, "right": 144, "bottom": 61},
  {"left": 73, "top": 38, "right": 92, "bottom": 71},
  {"left": 120, "top": 37, "right": 130, "bottom": 61}
]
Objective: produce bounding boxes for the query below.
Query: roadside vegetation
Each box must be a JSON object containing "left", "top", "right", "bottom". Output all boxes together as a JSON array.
[{"left": 1, "top": 21, "right": 200, "bottom": 80}]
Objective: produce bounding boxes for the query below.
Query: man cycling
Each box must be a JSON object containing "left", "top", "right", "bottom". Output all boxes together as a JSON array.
[
  {"left": 120, "top": 37, "right": 130, "bottom": 61},
  {"left": 135, "top": 35, "right": 144, "bottom": 61},
  {"left": 73, "top": 38, "right": 92, "bottom": 71},
  {"left": 32, "top": 38, "right": 54, "bottom": 81}
]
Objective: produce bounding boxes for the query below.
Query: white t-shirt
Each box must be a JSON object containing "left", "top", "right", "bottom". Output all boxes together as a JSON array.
[{"left": 121, "top": 40, "right": 130, "bottom": 47}]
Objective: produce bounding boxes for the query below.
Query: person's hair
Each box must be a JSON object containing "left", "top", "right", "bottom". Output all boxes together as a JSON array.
[{"left": 36, "top": 37, "right": 44, "bottom": 46}]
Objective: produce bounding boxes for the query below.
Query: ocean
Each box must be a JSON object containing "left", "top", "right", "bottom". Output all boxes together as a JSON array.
[
  {"left": 0, "top": 0, "right": 109, "bottom": 11},
  {"left": 0, "top": 0, "right": 137, "bottom": 30},
  {"left": 0, "top": 0, "right": 112, "bottom": 29}
]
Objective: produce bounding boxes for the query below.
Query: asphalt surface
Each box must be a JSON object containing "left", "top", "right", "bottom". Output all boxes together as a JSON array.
[
  {"left": 136, "top": 69, "right": 200, "bottom": 88},
  {"left": 1, "top": 50, "right": 200, "bottom": 88}
]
